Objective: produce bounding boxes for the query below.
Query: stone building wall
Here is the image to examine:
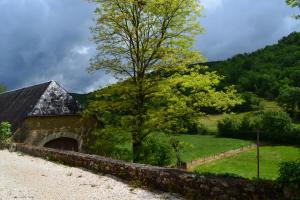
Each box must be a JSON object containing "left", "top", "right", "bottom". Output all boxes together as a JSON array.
[
  {"left": 13, "top": 115, "right": 97, "bottom": 152},
  {"left": 14, "top": 144, "right": 284, "bottom": 200}
]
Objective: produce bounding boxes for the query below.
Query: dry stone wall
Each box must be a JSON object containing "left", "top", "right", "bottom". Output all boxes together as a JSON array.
[{"left": 13, "top": 144, "right": 285, "bottom": 200}]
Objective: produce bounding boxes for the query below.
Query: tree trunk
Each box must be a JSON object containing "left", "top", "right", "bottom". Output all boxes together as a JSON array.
[
  {"left": 132, "top": 141, "right": 142, "bottom": 162},
  {"left": 132, "top": 79, "right": 145, "bottom": 163}
]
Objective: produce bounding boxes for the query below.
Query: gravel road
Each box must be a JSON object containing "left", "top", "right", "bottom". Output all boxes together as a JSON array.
[{"left": 0, "top": 150, "right": 181, "bottom": 200}]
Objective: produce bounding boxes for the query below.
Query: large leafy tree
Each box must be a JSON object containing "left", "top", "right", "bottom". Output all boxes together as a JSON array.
[
  {"left": 286, "top": 0, "right": 300, "bottom": 19},
  {"left": 88, "top": 0, "right": 242, "bottom": 162},
  {"left": 277, "top": 86, "right": 300, "bottom": 119}
]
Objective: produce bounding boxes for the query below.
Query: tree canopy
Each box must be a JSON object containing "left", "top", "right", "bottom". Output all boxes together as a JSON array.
[
  {"left": 207, "top": 32, "right": 300, "bottom": 100},
  {"left": 87, "top": 0, "right": 242, "bottom": 163},
  {"left": 286, "top": 0, "right": 300, "bottom": 19}
]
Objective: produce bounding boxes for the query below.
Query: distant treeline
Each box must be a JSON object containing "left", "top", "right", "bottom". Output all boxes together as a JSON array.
[{"left": 206, "top": 32, "right": 300, "bottom": 100}]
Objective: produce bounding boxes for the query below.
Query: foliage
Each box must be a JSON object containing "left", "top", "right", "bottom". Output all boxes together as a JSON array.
[
  {"left": 0, "top": 122, "right": 12, "bottom": 146},
  {"left": 195, "top": 146, "right": 299, "bottom": 180},
  {"left": 70, "top": 93, "right": 90, "bottom": 108},
  {"left": 277, "top": 86, "right": 300, "bottom": 119},
  {"left": 286, "top": 0, "right": 300, "bottom": 19},
  {"left": 259, "top": 111, "right": 293, "bottom": 141},
  {"left": 195, "top": 123, "right": 210, "bottom": 135},
  {"left": 233, "top": 92, "right": 262, "bottom": 112},
  {"left": 277, "top": 159, "right": 300, "bottom": 199},
  {"left": 217, "top": 111, "right": 299, "bottom": 144},
  {"left": 0, "top": 84, "right": 6, "bottom": 94},
  {"left": 88, "top": 0, "right": 207, "bottom": 162},
  {"left": 86, "top": 68, "right": 242, "bottom": 161},
  {"left": 138, "top": 132, "right": 174, "bottom": 166},
  {"left": 207, "top": 32, "right": 300, "bottom": 101},
  {"left": 217, "top": 115, "right": 241, "bottom": 137},
  {"left": 89, "top": 127, "right": 132, "bottom": 161}
]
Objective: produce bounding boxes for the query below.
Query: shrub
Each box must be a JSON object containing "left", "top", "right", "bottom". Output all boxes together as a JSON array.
[
  {"left": 290, "top": 125, "right": 300, "bottom": 141},
  {"left": 217, "top": 111, "right": 299, "bottom": 144},
  {"left": 90, "top": 127, "right": 132, "bottom": 161},
  {"left": 259, "top": 111, "right": 293, "bottom": 142},
  {"left": 185, "top": 120, "right": 199, "bottom": 135},
  {"left": 217, "top": 115, "right": 241, "bottom": 137},
  {"left": 233, "top": 92, "right": 262, "bottom": 112},
  {"left": 239, "top": 116, "right": 255, "bottom": 138},
  {"left": 196, "top": 123, "right": 210, "bottom": 135},
  {"left": 0, "top": 122, "right": 12, "bottom": 147},
  {"left": 139, "top": 133, "right": 174, "bottom": 166},
  {"left": 277, "top": 160, "right": 300, "bottom": 199}
]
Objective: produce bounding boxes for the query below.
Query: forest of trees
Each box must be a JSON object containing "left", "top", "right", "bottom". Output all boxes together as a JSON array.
[
  {"left": 206, "top": 32, "right": 300, "bottom": 118},
  {"left": 207, "top": 32, "right": 300, "bottom": 99}
]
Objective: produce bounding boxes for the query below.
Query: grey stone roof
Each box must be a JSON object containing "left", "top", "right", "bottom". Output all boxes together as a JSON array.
[{"left": 0, "top": 81, "right": 81, "bottom": 132}]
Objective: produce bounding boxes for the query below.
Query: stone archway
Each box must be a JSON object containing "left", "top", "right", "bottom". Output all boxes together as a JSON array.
[
  {"left": 44, "top": 137, "right": 79, "bottom": 152},
  {"left": 39, "top": 132, "right": 82, "bottom": 152}
]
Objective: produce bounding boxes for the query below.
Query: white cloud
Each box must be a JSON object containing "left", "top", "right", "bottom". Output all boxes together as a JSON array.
[
  {"left": 200, "top": 0, "right": 223, "bottom": 11},
  {"left": 72, "top": 46, "right": 90, "bottom": 55},
  {"left": 197, "top": 0, "right": 300, "bottom": 60}
]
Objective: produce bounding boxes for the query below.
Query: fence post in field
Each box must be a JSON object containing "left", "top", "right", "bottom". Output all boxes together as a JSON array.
[{"left": 256, "top": 129, "right": 260, "bottom": 181}]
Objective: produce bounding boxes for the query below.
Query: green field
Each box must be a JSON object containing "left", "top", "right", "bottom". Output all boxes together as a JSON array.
[
  {"left": 198, "top": 100, "right": 282, "bottom": 134},
  {"left": 195, "top": 146, "right": 300, "bottom": 180},
  {"left": 175, "top": 135, "right": 253, "bottom": 163},
  {"left": 199, "top": 112, "right": 252, "bottom": 133}
]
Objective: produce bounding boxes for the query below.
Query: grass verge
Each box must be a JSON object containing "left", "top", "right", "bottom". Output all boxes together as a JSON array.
[{"left": 194, "top": 145, "right": 300, "bottom": 180}]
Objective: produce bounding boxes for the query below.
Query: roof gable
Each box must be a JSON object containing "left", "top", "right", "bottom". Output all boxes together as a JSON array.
[
  {"left": 29, "top": 81, "right": 80, "bottom": 116},
  {"left": 0, "top": 81, "right": 81, "bottom": 132}
]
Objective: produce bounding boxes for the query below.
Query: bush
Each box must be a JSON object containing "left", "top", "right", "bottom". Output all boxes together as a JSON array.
[
  {"left": 0, "top": 122, "right": 12, "bottom": 147},
  {"left": 290, "top": 126, "right": 300, "bottom": 141},
  {"left": 233, "top": 92, "right": 262, "bottom": 112},
  {"left": 277, "top": 160, "right": 300, "bottom": 199},
  {"left": 196, "top": 123, "right": 210, "bottom": 135},
  {"left": 259, "top": 111, "right": 293, "bottom": 142},
  {"left": 217, "top": 115, "right": 241, "bottom": 137},
  {"left": 239, "top": 116, "right": 255, "bottom": 138},
  {"left": 138, "top": 133, "right": 174, "bottom": 166},
  {"left": 90, "top": 127, "right": 132, "bottom": 161},
  {"left": 217, "top": 111, "right": 299, "bottom": 144},
  {"left": 187, "top": 122, "right": 210, "bottom": 135}
]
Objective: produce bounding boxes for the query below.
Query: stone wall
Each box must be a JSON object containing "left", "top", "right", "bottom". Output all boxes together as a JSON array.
[
  {"left": 13, "top": 115, "right": 97, "bottom": 152},
  {"left": 14, "top": 144, "right": 284, "bottom": 200}
]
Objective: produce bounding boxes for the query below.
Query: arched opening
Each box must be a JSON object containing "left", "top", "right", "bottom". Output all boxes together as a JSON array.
[{"left": 44, "top": 137, "right": 79, "bottom": 152}]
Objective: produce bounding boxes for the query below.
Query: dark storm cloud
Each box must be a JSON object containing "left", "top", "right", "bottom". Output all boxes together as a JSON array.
[
  {"left": 0, "top": 0, "right": 114, "bottom": 93},
  {"left": 198, "top": 0, "right": 300, "bottom": 61},
  {"left": 0, "top": 0, "right": 299, "bottom": 92}
]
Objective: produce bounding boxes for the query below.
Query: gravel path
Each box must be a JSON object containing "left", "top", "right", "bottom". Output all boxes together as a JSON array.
[{"left": 0, "top": 150, "right": 181, "bottom": 200}]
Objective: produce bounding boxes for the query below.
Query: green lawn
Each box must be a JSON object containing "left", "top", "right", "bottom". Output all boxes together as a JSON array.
[
  {"left": 199, "top": 112, "right": 252, "bottom": 134},
  {"left": 199, "top": 114, "right": 225, "bottom": 133},
  {"left": 176, "top": 135, "right": 253, "bottom": 163},
  {"left": 195, "top": 146, "right": 300, "bottom": 180},
  {"left": 198, "top": 100, "right": 282, "bottom": 134}
]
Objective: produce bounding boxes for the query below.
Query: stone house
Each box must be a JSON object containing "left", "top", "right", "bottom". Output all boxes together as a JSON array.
[{"left": 0, "top": 81, "right": 96, "bottom": 152}]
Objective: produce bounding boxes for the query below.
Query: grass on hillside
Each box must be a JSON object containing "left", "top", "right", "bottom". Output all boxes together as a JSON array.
[
  {"left": 195, "top": 146, "right": 300, "bottom": 180},
  {"left": 199, "top": 112, "right": 251, "bottom": 134},
  {"left": 175, "top": 135, "right": 253, "bottom": 163},
  {"left": 198, "top": 100, "right": 282, "bottom": 134}
]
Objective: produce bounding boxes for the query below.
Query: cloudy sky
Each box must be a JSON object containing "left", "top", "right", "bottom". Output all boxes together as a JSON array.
[{"left": 0, "top": 0, "right": 299, "bottom": 93}]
